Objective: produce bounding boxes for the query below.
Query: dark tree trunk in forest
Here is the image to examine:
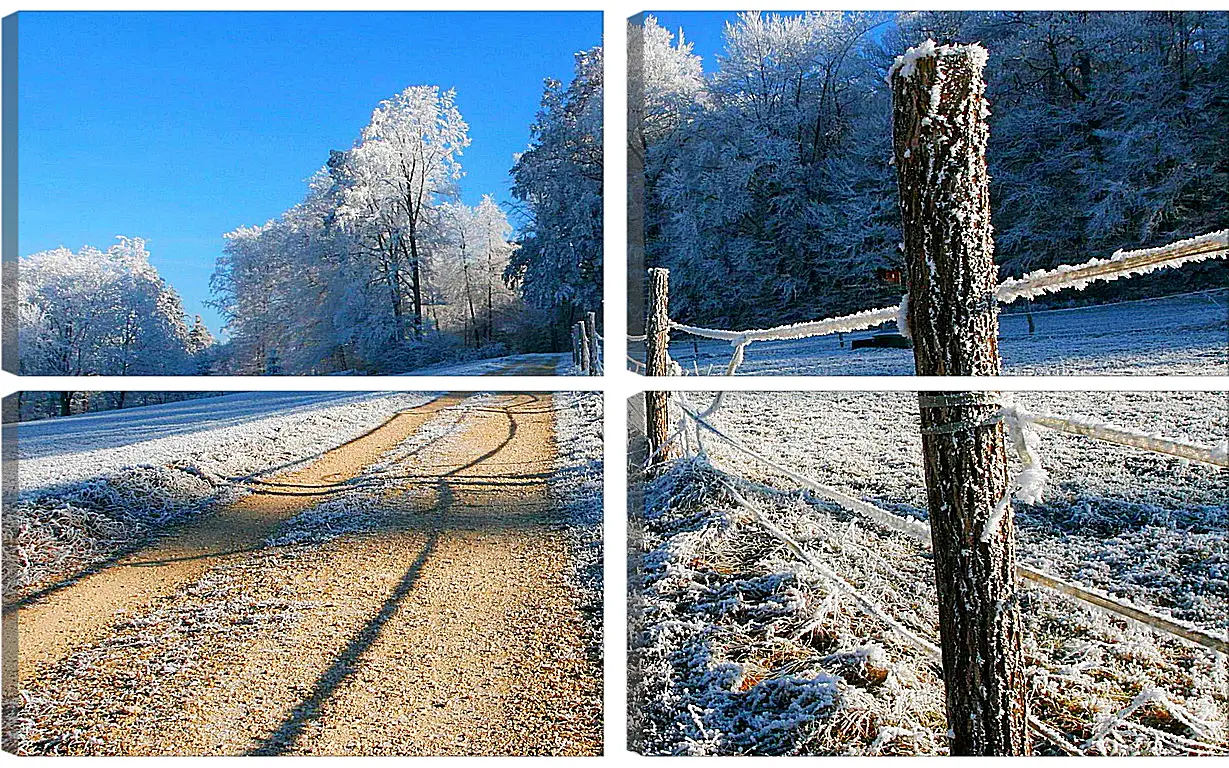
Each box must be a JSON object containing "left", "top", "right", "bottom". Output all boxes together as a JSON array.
[
  {"left": 407, "top": 229, "right": 424, "bottom": 340},
  {"left": 644, "top": 268, "right": 674, "bottom": 463},
  {"left": 891, "top": 42, "right": 1029, "bottom": 756},
  {"left": 59, "top": 391, "right": 73, "bottom": 417}
]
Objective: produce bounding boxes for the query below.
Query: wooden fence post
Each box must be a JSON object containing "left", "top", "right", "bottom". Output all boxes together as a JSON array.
[
  {"left": 577, "top": 322, "right": 590, "bottom": 374},
  {"left": 644, "top": 267, "right": 674, "bottom": 462},
  {"left": 586, "top": 310, "right": 600, "bottom": 375},
  {"left": 891, "top": 42, "right": 1028, "bottom": 756},
  {"left": 570, "top": 325, "right": 578, "bottom": 367}
]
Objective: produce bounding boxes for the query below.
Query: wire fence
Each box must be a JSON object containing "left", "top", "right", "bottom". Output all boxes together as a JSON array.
[
  {"left": 665, "top": 397, "right": 1228, "bottom": 657},
  {"left": 629, "top": 230, "right": 1228, "bottom": 374},
  {"left": 649, "top": 392, "right": 1227, "bottom": 754}
]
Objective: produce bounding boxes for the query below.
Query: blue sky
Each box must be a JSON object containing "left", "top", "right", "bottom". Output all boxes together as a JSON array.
[{"left": 17, "top": 11, "right": 601, "bottom": 334}]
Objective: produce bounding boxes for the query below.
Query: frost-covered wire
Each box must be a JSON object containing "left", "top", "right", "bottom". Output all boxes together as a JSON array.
[
  {"left": 674, "top": 400, "right": 1229, "bottom": 656},
  {"left": 671, "top": 304, "right": 901, "bottom": 345},
  {"left": 997, "top": 230, "right": 1228, "bottom": 304},
  {"left": 717, "top": 478, "right": 944, "bottom": 662},
  {"left": 1004, "top": 401, "right": 1229, "bottom": 468},
  {"left": 666, "top": 230, "right": 1226, "bottom": 376}
]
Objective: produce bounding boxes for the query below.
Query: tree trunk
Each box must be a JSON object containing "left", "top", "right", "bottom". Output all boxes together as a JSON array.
[
  {"left": 464, "top": 263, "right": 478, "bottom": 347},
  {"left": 59, "top": 391, "right": 73, "bottom": 417},
  {"left": 486, "top": 253, "right": 495, "bottom": 343},
  {"left": 408, "top": 230, "right": 424, "bottom": 340},
  {"left": 388, "top": 258, "right": 405, "bottom": 341},
  {"left": 644, "top": 268, "right": 674, "bottom": 463},
  {"left": 892, "top": 41, "right": 1028, "bottom": 756}
]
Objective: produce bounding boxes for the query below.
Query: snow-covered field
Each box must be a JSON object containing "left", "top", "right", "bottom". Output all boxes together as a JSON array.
[
  {"left": 629, "top": 390, "right": 1227, "bottom": 755},
  {"left": 398, "top": 352, "right": 571, "bottom": 376},
  {"left": 657, "top": 290, "right": 1228, "bottom": 376},
  {"left": 4, "top": 392, "right": 437, "bottom": 602},
  {"left": 551, "top": 392, "right": 604, "bottom": 622}
]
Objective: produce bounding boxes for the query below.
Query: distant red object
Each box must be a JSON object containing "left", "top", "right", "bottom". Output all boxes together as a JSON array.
[{"left": 878, "top": 268, "right": 903, "bottom": 285}]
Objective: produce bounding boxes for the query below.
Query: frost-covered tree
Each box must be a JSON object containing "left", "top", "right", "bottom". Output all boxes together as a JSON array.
[
  {"left": 895, "top": 10, "right": 1228, "bottom": 282},
  {"left": 507, "top": 47, "right": 604, "bottom": 346},
  {"left": 436, "top": 196, "right": 518, "bottom": 347},
  {"left": 643, "top": 12, "right": 896, "bottom": 327},
  {"left": 213, "top": 85, "right": 531, "bottom": 374},
  {"left": 641, "top": 11, "right": 1228, "bottom": 326},
  {"left": 638, "top": 16, "right": 705, "bottom": 147},
  {"left": 334, "top": 85, "right": 470, "bottom": 342},
  {"left": 18, "top": 237, "right": 201, "bottom": 412}
]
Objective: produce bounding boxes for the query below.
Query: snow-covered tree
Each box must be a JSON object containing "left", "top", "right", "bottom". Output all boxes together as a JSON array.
[
  {"left": 18, "top": 237, "right": 202, "bottom": 412},
  {"left": 643, "top": 12, "right": 894, "bottom": 327},
  {"left": 212, "top": 84, "right": 534, "bottom": 374},
  {"left": 507, "top": 47, "right": 604, "bottom": 346},
  {"left": 333, "top": 85, "right": 470, "bottom": 342},
  {"left": 641, "top": 11, "right": 1227, "bottom": 326}
]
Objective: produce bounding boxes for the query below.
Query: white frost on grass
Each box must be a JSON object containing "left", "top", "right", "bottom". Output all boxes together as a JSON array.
[
  {"left": 4, "top": 392, "right": 437, "bottom": 602},
  {"left": 669, "top": 289, "right": 1228, "bottom": 376},
  {"left": 551, "top": 391, "right": 604, "bottom": 632},
  {"left": 631, "top": 390, "right": 1228, "bottom": 755},
  {"left": 16, "top": 391, "right": 437, "bottom": 495}
]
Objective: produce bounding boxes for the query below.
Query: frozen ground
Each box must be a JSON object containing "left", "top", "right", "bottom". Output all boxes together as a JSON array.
[
  {"left": 14, "top": 392, "right": 437, "bottom": 496},
  {"left": 629, "top": 390, "right": 1228, "bottom": 755},
  {"left": 551, "top": 392, "right": 605, "bottom": 622},
  {"left": 653, "top": 290, "right": 1228, "bottom": 376},
  {"left": 398, "top": 352, "right": 570, "bottom": 375},
  {"left": 5, "top": 392, "right": 605, "bottom": 755},
  {"left": 4, "top": 392, "right": 437, "bottom": 602}
]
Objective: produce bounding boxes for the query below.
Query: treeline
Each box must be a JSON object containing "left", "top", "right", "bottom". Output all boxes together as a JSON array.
[
  {"left": 636, "top": 11, "right": 1228, "bottom": 328},
  {"left": 213, "top": 49, "right": 604, "bottom": 374},
  {"left": 16, "top": 48, "right": 604, "bottom": 386},
  {"left": 16, "top": 237, "right": 215, "bottom": 386},
  {"left": 9, "top": 391, "right": 224, "bottom": 423}
]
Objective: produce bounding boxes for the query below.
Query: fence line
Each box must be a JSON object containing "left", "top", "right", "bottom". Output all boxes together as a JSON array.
[
  {"left": 718, "top": 469, "right": 1093, "bottom": 756},
  {"left": 996, "top": 230, "right": 1228, "bottom": 304},
  {"left": 671, "top": 399, "right": 1229, "bottom": 656},
  {"left": 638, "top": 230, "right": 1227, "bottom": 376},
  {"left": 718, "top": 478, "right": 945, "bottom": 661},
  {"left": 1006, "top": 404, "right": 1229, "bottom": 468}
]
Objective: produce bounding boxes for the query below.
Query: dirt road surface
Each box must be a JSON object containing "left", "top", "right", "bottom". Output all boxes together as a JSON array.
[{"left": 3, "top": 393, "right": 601, "bottom": 756}]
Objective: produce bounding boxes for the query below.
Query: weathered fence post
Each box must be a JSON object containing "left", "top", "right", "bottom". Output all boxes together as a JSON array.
[
  {"left": 644, "top": 267, "right": 674, "bottom": 463},
  {"left": 586, "top": 310, "right": 600, "bottom": 375},
  {"left": 577, "top": 321, "right": 590, "bottom": 374},
  {"left": 891, "top": 41, "right": 1028, "bottom": 756},
  {"left": 570, "top": 325, "right": 579, "bottom": 367}
]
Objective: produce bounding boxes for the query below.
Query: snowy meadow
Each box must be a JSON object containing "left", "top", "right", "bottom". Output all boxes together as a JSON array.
[
  {"left": 629, "top": 390, "right": 1227, "bottom": 755},
  {"left": 660, "top": 290, "right": 1228, "bottom": 377},
  {"left": 4, "top": 392, "right": 436, "bottom": 603}
]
